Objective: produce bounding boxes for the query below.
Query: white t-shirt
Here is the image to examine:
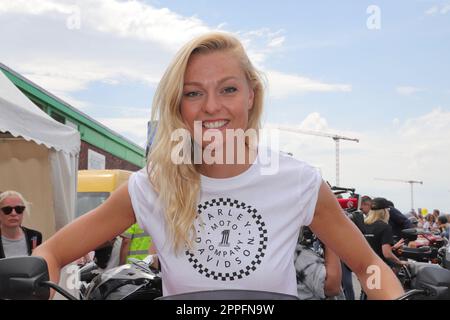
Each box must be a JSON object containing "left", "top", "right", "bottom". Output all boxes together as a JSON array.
[{"left": 128, "top": 149, "right": 322, "bottom": 297}]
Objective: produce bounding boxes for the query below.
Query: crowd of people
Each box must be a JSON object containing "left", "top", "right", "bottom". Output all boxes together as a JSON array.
[
  {"left": 407, "top": 209, "right": 450, "bottom": 239},
  {"left": 294, "top": 195, "right": 449, "bottom": 300}
]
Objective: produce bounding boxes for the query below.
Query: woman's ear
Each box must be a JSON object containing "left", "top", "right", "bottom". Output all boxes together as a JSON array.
[{"left": 248, "top": 87, "right": 255, "bottom": 110}]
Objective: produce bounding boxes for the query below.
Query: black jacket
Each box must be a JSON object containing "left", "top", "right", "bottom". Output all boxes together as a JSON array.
[
  {"left": 388, "top": 207, "right": 414, "bottom": 239},
  {"left": 349, "top": 210, "right": 366, "bottom": 234},
  {"left": 0, "top": 227, "right": 42, "bottom": 258}
]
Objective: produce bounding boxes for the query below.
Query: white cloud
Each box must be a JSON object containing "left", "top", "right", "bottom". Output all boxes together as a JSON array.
[
  {"left": 425, "top": 5, "right": 439, "bottom": 15},
  {"left": 2, "top": 0, "right": 355, "bottom": 113},
  {"left": 237, "top": 28, "right": 286, "bottom": 66},
  {"left": 266, "top": 70, "right": 352, "bottom": 98},
  {"left": 392, "top": 118, "right": 400, "bottom": 127},
  {"left": 298, "top": 112, "right": 330, "bottom": 131},
  {"left": 400, "top": 107, "right": 450, "bottom": 138},
  {"left": 0, "top": 0, "right": 292, "bottom": 107},
  {"left": 442, "top": 4, "right": 450, "bottom": 14},
  {"left": 0, "top": 0, "right": 211, "bottom": 49},
  {"left": 267, "top": 36, "right": 285, "bottom": 48},
  {"left": 19, "top": 58, "right": 161, "bottom": 93},
  {"left": 396, "top": 86, "right": 423, "bottom": 96},
  {"left": 0, "top": 0, "right": 346, "bottom": 116},
  {"left": 425, "top": 3, "right": 450, "bottom": 15},
  {"left": 0, "top": 0, "right": 74, "bottom": 15},
  {"left": 263, "top": 109, "right": 450, "bottom": 213}
]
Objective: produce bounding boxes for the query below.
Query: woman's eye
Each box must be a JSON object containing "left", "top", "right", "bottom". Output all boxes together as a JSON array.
[
  {"left": 184, "top": 91, "right": 201, "bottom": 98},
  {"left": 222, "top": 87, "right": 237, "bottom": 94}
]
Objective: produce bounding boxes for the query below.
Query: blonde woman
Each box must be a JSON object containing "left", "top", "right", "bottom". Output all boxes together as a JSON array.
[
  {"left": 0, "top": 191, "right": 42, "bottom": 258},
  {"left": 34, "top": 32, "right": 404, "bottom": 299},
  {"left": 363, "top": 198, "right": 407, "bottom": 267}
]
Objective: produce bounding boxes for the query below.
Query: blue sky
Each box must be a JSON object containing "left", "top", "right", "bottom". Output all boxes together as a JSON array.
[{"left": 1, "top": 0, "right": 449, "bottom": 213}]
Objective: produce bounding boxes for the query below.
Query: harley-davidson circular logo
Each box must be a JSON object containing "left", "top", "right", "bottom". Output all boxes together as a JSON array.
[{"left": 185, "top": 198, "right": 268, "bottom": 281}]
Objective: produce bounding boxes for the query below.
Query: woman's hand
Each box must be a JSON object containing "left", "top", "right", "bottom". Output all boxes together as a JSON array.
[{"left": 392, "top": 238, "right": 405, "bottom": 251}]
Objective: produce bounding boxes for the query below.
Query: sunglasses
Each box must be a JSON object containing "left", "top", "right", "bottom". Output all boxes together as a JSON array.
[{"left": 1, "top": 206, "right": 26, "bottom": 215}]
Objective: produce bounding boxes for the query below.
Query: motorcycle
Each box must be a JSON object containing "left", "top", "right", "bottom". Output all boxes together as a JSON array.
[
  {"left": 2, "top": 256, "right": 450, "bottom": 300},
  {"left": 397, "top": 228, "right": 449, "bottom": 266},
  {"left": 396, "top": 262, "right": 450, "bottom": 300},
  {"left": 69, "top": 254, "right": 163, "bottom": 300},
  {"left": 82, "top": 260, "right": 163, "bottom": 300},
  {"left": 0, "top": 256, "right": 298, "bottom": 300}
]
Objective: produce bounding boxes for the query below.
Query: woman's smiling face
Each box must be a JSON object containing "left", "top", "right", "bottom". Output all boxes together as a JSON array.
[{"left": 180, "top": 50, "right": 255, "bottom": 149}]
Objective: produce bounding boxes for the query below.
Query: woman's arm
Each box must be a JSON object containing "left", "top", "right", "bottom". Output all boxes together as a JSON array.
[
  {"left": 33, "top": 182, "right": 136, "bottom": 287},
  {"left": 119, "top": 237, "right": 131, "bottom": 265},
  {"left": 323, "top": 246, "right": 342, "bottom": 298},
  {"left": 309, "top": 182, "right": 404, "bottom": 300},
  {"left": 148, "top": 243, "right": 159, "bottom": 269},
  {"left": 382, "top": 244, "right": 407, "bottom": 266}
]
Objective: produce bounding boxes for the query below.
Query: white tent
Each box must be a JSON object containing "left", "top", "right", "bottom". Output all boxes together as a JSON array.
[{"left": 0, "top": 69, "right": 80, "bottom": 240}]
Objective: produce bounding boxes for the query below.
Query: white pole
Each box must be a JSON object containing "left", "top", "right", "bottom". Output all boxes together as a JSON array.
[{"left": 334, "top": 138, "right": 340, "bottom": 187}]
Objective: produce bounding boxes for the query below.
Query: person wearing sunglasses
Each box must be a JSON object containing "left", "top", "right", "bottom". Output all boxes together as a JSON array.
[{"left": 0, "top": 190, "right": 42, "bottom": 258}]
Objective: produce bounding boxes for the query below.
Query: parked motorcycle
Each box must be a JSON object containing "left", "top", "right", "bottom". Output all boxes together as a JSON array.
[
  {"left": 82, "top": 260, "right": 163, "bottom": 300},
  {"left": 398, "top": 228, "right": 449, "bottom": 266},
  {"left": 0, "top": 256, "right": 298, "bottom": 300},
  {"left": 397, "top": 262, "right": 450, "bottom": 300}
]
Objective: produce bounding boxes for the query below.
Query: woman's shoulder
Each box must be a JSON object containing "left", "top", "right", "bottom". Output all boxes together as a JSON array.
[
  {"left": 267, "top": 148, "right": 320, "bottom": 176},
  {"left": 129, "top": 167, "right": 153, "bottom": 189},
  {"left": 130, "top": 167, "right": 149, "bottom": 180},
  {"left": 128, "top": 167, "right": 158, "bottom": 201},
  {"left": 21, "top": 227, "right": 42, "bottom": 238}
]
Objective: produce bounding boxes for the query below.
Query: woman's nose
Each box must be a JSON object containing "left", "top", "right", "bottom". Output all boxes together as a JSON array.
[{"left": 202, "top": 93, "right": 222, "bottom": 114}]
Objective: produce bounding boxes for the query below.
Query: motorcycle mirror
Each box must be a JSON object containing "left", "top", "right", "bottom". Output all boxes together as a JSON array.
[
  {"left": 401, "top": 228, "right": 420, "bottom": 242},
  {"left": 402, "top": 228, "right": 421, "bottom": 236},
  {"left": 0, "top": 256, "right": 50, "bottom": 300}
]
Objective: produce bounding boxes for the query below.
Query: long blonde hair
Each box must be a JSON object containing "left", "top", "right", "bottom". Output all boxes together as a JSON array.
[
  {"left": 365, "top": 209, "right": 389, "bottom": 225},
  {"left": 147, "top": 32, "right": 265, "bottom": 253}
]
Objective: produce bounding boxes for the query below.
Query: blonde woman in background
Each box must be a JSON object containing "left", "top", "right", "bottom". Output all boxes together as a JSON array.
[
  {"left": 0, "top": 190, "right": 42, "bottom": 258},
  {"left": 363, "top": 198, "right": 407, "bottom": 267}
]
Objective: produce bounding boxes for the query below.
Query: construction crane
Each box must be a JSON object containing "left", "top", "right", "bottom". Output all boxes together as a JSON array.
[
  {"left": 374, "top": 178, "right": 423, "bottom": 211},
  {"left": 275, "top": 126, "right": 359, "bottom": 187}
]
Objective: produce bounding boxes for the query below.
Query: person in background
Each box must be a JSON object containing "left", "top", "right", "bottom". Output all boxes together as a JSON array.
[
  {"left": 433, "top": 209, "right": 441, "bottom": 220},
  {"left": 119, "top": 222, "right": 153, "bottom": 265},
  {"left": 417, "top": 214, "right": 425, "bottom": 228},
  {"left": 385, "top": 199, "right": 414, "bottom": 240},
  {"left": 295, "top": 227, "right": 344, "bottom": 300},
  {"left": 360, "top": 198, "right": 408, "bottom": 300},
  {"left": 436, "top": 216, "right": 449, "bottom": 240},
  {"left": 363, "top": 198, "right": 408, "bottom": 268},
  {"left": 0, "top": 190, "right": 42, "bottom": 258},
  {"left": 360, "top": 196, "right": 372, "bottom": 216},
  {"left": 423, "top": 214, "right": 437, "bottom": 231},
  {"left": 340, "top": 195, "right": 372, "bottom": 300}
]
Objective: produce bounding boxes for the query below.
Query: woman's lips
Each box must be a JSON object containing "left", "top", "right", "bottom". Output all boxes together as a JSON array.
[{"left": 202, "top": 119, "right": 230, "bottom": 130}]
